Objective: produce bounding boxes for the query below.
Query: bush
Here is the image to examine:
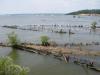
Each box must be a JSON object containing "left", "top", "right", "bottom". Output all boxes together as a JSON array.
[
  {"left": 40, "top": 36, "right": 49, "bottom": 46},
  {"left": 91, "top": 21, "right": 97, "bottom": 29},
  {"left": 8, "top": 32, "right": 20, "bottom": 47},
  {"left": 0, "top": 56, "right": 29, "bottom": 75}
]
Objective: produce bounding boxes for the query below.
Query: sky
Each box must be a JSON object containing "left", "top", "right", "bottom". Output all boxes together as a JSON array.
[{"left": 0, "top": 0, "right": 100, "bottom": 14}]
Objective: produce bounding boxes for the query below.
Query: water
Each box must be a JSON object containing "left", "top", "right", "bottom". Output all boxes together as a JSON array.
[
  {"left": 0, "top": 14, "right": 100, "bottom": 75},
  {"left": 0, "top": 14, "right": 100, "bottom": 50},
  {"left": 0, "top": 14, "right": 100, "bottom": 26},
  {"left": 0, "top": 26, "right": 100, "bottom": 50},
  {"left": 0, "top": 47, "right": 100, "bottom": 75}
]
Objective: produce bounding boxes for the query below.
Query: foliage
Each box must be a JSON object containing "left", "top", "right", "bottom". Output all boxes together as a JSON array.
[
  {"left": 67, "top": 9, "right": 100, "bottom": 15},
  {"left": 91, "top": 21, "right": 97, "bottom": 29},
  {"left": 0, "top": 56, "right": 29, "bottom": 75},
  {"left": 8, "top": 32, "right": 20, "bottom": 47},
  {"left": 40, "top": 36, "right": 49, "bottom": 46}
]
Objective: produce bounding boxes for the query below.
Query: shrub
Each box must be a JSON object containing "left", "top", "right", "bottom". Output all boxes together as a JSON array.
[
  {"left": 91, "top": 21, "right": 97, "bottom": 29},
  {"left": 40, "top": 36, "right": 49, "bottom": 46},
  {"left": 8, "top": 32, "right": 20, "bottom": 47},
  {"left": 0, "top": 56, "right": 29, "bottom": 75}
]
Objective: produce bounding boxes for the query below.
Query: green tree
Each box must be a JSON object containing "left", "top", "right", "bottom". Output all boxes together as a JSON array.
[
  {"left": 40, "top": 36, "right": 49, "bottom": 46},
  {"left": 8, "top": 32, "right": 20, "bottom": 47},
  {"left": 0, "top": 56, "right": 29, "bottom": 75},
  {"left": 91, "top": 21, "right": 97, "bottom": 29}
]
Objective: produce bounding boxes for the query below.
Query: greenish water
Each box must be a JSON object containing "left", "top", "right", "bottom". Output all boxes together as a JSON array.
[{"left": 0, "top": 47, "right": 100, "bottom": 75}]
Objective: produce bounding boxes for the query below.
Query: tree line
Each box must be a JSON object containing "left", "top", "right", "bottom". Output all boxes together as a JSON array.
[{"left": 67, "top": 9, "right": 100, "bottom": 15}]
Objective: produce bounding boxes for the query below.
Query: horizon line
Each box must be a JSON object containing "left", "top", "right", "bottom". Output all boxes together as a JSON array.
[{"left": 0, "top": 9, "right": 100, "bottom": 15}]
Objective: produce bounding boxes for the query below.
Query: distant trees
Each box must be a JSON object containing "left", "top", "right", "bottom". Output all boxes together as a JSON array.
[
  {"left": 0, "top": 56, "right": 29, "bottom": 75},
  {"left": 40, "top": 36, "right": 49, "bottom": 46},
  {"left": 8, "top": 32, "right": 20, "bottom": 47},
  {"left": 67, "top": 9, "right": 100, "bottom": 15}
]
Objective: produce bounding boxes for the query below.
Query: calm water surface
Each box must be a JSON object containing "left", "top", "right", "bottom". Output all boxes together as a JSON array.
[
  {"left": 0, "top": 14, "right": 100, "bottom": 44},
  {"left": 0, "top": 14, "right": 99, "bottom": 26}
]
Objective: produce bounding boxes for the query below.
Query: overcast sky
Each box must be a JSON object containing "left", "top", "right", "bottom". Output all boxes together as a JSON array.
[{"left": 0, "top": 0, "right": 99, "bottom": 14}]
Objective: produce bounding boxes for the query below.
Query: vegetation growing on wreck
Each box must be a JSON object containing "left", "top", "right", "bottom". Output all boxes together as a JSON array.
[
  {"left": 40, "top": 36, "right": 49, "bottom": 46},
  {"left": 8, "top": 32, "right": 20, "bottom": 48},
  {"left": 91, "top": 21, "right": 97, "bottom": 29}
]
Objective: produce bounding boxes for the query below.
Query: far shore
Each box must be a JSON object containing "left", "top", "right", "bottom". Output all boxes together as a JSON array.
[{"left": 78, "top": 14, "right": 100, "bottom": 16}]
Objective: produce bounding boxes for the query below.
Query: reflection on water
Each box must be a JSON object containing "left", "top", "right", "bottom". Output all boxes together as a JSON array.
[
  {"left": 8, "top": 48, "right": 19, "bottom": 63},
  {"left": 0, "top": 47, "right": 100, "bottom": 75},
  {"left": 81, "top": 66, "right": 89, "bottom": 75}
]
